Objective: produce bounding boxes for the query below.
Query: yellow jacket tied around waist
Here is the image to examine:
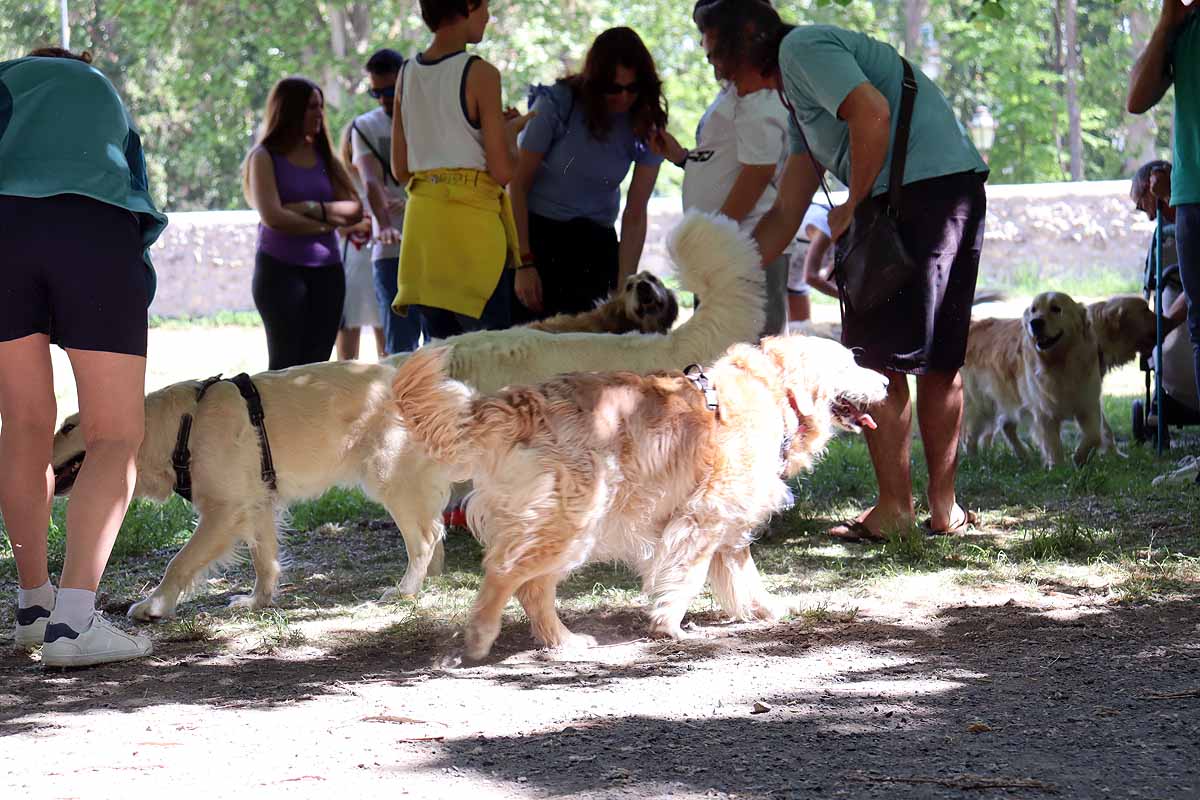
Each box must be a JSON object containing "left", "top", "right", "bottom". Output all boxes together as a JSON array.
[{"left": 394, "top": 168, "right": 520, "bottom": 319}]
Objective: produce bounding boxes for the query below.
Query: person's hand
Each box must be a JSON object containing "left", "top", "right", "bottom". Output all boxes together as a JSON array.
[
  {"left": 284, "top": 200, "right": 319, "bottom": 218},
  {"left": 828, "top": 202, "right": 856, "bottom": 242},
  {"left": 505, "top": 110, "right": 536, "bottom": 149},
  {"left": 515, "top": 266, "right": 543, "bottom": 313},
  {"left": 502, "top": 106, "right": 521, "bottom": 122},
  {"left": 649, "top": 128, "right": 687, "bottom": 165},
  {"left": 377, "top": 225, "right": 402, "bottom": 246}
]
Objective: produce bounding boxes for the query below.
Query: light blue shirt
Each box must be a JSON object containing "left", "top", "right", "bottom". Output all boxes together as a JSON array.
[
  {"left": 519, "top": 82, "right": 662, "bottom": 227},
  {"left": 779, "top": 25, "right": 987, "bottom": 196}
]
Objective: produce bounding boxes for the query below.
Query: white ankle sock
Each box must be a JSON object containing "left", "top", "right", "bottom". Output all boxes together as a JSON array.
[
  {"left": 49, "top": 588, "right": 96, "bottom": 632},
  {"left": 18, "top": 580, "right": 55, "bottom": 611}
]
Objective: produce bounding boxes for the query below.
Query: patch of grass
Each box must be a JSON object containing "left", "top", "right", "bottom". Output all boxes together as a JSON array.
[
  {"left": 982, "top": 262, "right": 1141, "bottom": 299},
  {"left": 250, "top": 608, "right": 307, "bottom": 651},
  {"left": 288, "top": 487, "right": 388, "bottom": 533},
  {"left": 1013, "top": 518, "right": 1100, "bottom": 561},
  {"left": 149, "top": 310, "right": 263, "bottom": 328}
]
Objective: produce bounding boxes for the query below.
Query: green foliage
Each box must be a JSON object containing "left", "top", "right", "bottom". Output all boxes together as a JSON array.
[
  {"left": 288, "top": 486, "right": 388, "bottom": 532},
  {"left": 0, "top": 1, "right": 1176, "bottom": 207}
]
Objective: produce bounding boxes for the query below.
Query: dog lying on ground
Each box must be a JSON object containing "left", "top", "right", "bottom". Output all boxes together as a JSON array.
[
  {"left": 961, "top": 291, "right": 1103, "bottom": 467},
  {"left": 392, "top": 335, "right": 888, "bottom": 660},
  {"left": 526, "top": 271, "right": 678, "bottom": 335},
  {"left": 51, "top": 213, "right": 765, "bottom": 621}
]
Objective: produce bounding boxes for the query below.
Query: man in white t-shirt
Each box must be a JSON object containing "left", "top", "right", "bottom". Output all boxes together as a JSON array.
[
  {"left": 352, "top": 48, "right": 424, "bottom": 355},
  {"left": 786, "top": 202, "right": 838, "bottom": 332},
  {"left": 654, "top": 79, "right": 791, "bottom": 338}
]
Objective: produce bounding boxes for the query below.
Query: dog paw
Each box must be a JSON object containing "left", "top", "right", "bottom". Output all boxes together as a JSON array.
[
  {"left": 546, "top": 632, "right": 597, "bottom": 653},
  {"left": 379, "top": 586, "right": 418, "bottom": 603},
  {"left": 227, "top": 594, "right": 271, "bottom": 611},
  {"left": 127, "top": 596, "right": 176, "bottom": 623},
  {"left": 463, "top": 622, "right": 500, "bottom": 661}
]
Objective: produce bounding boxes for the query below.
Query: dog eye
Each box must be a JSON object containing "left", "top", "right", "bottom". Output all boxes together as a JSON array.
[
  {"left": 58, "top": 422, "right": 77, "bottom": 436},
  {"left": 1050, "top": 305, "right": 1061, "bottom": 313}
]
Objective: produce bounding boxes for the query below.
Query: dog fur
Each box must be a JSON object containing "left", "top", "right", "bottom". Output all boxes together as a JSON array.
[
  {"left": 51, "top": 212, "right": 765, "bottom": 620},
  {"left": 392, "top": 336, "right": 888, "bottom": 659},
  {"left": 525, "top": 271, "right": 678, "bottom": 335},
  {"left": 1087, "top": 295, "right": 1157, "bottom": 452},
  {"left": 961, "top": 291, "right": 1103, "bottom": 467}
]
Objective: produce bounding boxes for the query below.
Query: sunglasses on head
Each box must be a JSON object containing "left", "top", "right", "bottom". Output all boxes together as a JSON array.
[
  {"left": 367, "top": 85, "right": 396, "bottom": 99},
  {"left": 603, "top": 80, "right": 641, "bottom": 96}
]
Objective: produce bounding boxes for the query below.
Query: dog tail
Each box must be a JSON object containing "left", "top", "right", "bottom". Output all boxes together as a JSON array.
[{"left": 392, "top": 346, "right": 480, "bottom": 468}]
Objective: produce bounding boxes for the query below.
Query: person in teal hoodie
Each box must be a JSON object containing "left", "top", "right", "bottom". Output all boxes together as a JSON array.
[{"left": 0, "top": 47, "right": 167, "bottom": 667}]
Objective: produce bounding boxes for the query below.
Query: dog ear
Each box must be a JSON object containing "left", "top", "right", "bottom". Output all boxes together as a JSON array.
[{"left": 662, "top": 289, "right": 680, "bottom": 332}]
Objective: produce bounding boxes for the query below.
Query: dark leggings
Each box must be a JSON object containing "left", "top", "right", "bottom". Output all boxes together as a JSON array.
[
  {"left": 252, "top": 251, "right": 345, "bottom": 370},
  {"left": 511, "top": 212, "right": 619, "bottom": 325},
  {"left": 1171, "top": 204, "right": 1200, "bottom": 409}
]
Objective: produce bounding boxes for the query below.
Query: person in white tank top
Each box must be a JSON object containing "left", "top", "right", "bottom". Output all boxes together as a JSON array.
[{"left": 388, "top": 0, "right": 533, "bottom": 340}]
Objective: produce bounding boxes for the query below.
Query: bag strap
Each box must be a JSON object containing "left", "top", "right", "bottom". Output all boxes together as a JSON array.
[
  {"left": 351, "top": 119, "right": 393, "bottom": 186},
  {"left": 778, "top": 56, "right": 918, "bottom": 216}
]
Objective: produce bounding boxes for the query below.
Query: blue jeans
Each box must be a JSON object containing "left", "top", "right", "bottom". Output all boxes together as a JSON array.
[
  {"left": 416, "top": 269, "right": 514, "bottom": 341},
  {"left": 1171, "top": 204, "right": 1200, "bottom": 409},
  {"left": 373, "top": 257, "right": 425, "bottom": 355}
]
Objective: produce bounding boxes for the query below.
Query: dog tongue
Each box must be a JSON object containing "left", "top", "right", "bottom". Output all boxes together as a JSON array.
[{"left": 857, "top": 412, "right": 877, "bottom": 431}]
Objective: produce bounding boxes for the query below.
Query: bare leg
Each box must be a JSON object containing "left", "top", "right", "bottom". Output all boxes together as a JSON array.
[
  {"left": 787, "top": 293, "right": 811, "bottom": 324},
  {"left": 59, "top": 348, "right": 146, "bottom": 591},
  {"left": 372, "top": 327, "right": 387, "bottom": 360},
  {"left": 917, "top": 369, "right": 965, "bottom": 532},
  {"left": 835, "top": 369, "right": 915, "bottom": 537},
  {"left": 336, "top": 327, "right": 361, "bottom": 361},
  {"left": 0, "top": 334, "right": 56, "bottom": 590}
]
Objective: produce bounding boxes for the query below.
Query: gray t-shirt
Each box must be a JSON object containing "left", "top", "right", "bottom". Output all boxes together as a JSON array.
[{"left": 779, "top": 25, "right": 987, "bottom": 196}]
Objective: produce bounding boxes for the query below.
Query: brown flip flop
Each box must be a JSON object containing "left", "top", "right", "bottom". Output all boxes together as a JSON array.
[{"left": 829, "top": 519, "right": 887, "bottom": 543}]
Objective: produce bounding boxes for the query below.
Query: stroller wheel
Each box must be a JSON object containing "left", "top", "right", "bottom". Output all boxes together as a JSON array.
[{"left": 1132, "top": 399, "right": 1147, "bottom": 443}]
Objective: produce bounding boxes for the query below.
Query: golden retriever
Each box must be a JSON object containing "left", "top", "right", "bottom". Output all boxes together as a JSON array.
[
  {"left": 961, "top": 291, "right": 1103, "bottom": 467},
  {"left": 51, "top": 213, "right": 765, "bottom": 621},
  {"left": 392, "top": 335, "right": 889, "bottom": 660},
  {"left": 526, "top": 271, "right": 678, "bottom": 335},
  {"left": 1087, "top": 295, "right": 1158, "bottom": 452}
]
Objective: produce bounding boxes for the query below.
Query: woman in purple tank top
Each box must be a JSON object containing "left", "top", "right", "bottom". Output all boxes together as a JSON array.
[{"left": 243, "top": 77, "right": 362, "bottom": 370}]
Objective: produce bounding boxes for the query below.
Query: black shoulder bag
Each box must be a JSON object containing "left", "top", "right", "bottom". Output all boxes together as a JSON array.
[{"left": 785, "top": 57, "right": 920, "bottom": 315}]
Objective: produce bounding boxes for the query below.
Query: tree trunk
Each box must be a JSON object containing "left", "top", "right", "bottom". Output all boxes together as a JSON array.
[
  {"left": 1064, "top": 0, "right": 1084, "bottom": 180},
  {"left": 903, "top": 0, "right": 929, "bottom": 62}
]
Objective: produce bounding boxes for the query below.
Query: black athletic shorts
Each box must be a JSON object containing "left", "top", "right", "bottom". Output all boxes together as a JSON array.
[
  {"left": 841, "top": 170, "right": 987, "bottom": 375},
  {"left": 0, "top": 193, "right": 149, "bottom": 356}
]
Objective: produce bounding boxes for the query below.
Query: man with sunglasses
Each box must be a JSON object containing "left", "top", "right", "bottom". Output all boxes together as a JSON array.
[{"left": 352, "top": 48, "right": 425, "bottom": 355}]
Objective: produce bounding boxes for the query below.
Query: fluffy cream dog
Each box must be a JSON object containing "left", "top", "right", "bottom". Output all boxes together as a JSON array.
[
  {"left": 962, "top": 291, "right": 1103, "bottom": 467},
  {"left": 392, "top": 336, "right": 888, "bottom": 660},
  {"left": 51, "top": 213, "right": 764, "bottom": 620}
]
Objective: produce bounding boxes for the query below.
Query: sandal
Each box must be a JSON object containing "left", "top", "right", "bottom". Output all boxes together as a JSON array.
[
  {"left": 922, "top": 506, "right": 978, "bottom": 536},
  {"left": 828, "top": 519, "right": 887, "bottom": 543}
]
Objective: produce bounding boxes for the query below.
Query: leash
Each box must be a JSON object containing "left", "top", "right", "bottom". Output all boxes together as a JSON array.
[{"left": 171, "top": 372, "right": 277, "bottom": 500}]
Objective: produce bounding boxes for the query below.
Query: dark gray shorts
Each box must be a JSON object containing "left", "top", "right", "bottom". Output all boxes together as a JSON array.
[{"left": 841, "top": 171, "right": 987, "bottom": 375}]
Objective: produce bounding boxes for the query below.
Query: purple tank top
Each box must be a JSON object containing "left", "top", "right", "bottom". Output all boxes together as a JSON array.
[{"left": 256, "top": 149, "right": 340, "bottom": 267}]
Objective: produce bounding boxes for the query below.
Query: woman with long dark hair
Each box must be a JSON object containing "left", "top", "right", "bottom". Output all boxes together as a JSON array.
[
  {"left": 694, "top": 1, "right": 988, "bottom": 541},
  {"left": 243, "top": 77, "right": 362, "bottom": 370},
  {"left": 509, "top": 26, "right": 668, "bottom": 320}
]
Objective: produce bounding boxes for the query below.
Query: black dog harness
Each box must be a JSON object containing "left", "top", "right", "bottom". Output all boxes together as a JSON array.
[{"left": 171, "top": 373, "right": 278, "bottom": 501}]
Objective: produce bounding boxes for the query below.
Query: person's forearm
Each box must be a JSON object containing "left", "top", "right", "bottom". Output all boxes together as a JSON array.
[
  {"left": 510, "top": 182, "right": 533, "bottom": 259},
  {"left": 846, "top": 120, "right": 890, "bottom": 206},
  {"left": 618, "top": 209, "right": 648, "bottom": 283},
  {"left": 753, "top": 203, "right": 806, "bottom": 267},
  {"left": 262, "top": 207, "right": 334, "bottom": 236},
  {"left": 365, "top": 180, "right": 393, "bottom": 229},
  {"left": 1129, "top": 12, "right": 1181, "bottom": 113},
  {"left": 288, "top": 200, "right": 361, "bottom": 227},
  {"left": 718, "top": 167, "right": 773, "bottom": 223}
]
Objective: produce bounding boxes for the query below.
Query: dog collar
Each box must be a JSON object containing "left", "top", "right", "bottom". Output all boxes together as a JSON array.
[{"left": 683, "top": 364, "right": 719, "bottom": 412}]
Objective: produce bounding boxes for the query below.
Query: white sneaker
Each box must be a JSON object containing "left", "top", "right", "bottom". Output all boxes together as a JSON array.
[
  {"left": 41, "top": 612, "right": 153, "bottom": 667},
  {"left": 14, "top": 605, "right": 52, "bottom": 650}
]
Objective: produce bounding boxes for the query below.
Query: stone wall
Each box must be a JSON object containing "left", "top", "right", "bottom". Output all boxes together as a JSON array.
[{"left": 148, "top": 180, "right": 1154, "bottom": 317}]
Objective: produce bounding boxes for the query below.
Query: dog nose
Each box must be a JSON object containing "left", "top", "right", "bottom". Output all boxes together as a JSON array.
[
  {"left": 636, "top": 281, "right": 655, "bottom": 305},
  {"left": 1030, "top": 317, "right": 1045, "bottom": 335}
]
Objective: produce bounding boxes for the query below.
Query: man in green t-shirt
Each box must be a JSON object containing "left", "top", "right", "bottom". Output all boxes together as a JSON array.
[{"left": 1129, "top": 0, "right": 1200, "bottom": 449}]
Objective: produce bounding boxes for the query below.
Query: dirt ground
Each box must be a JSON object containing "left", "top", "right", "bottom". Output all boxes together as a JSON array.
[{"left": 3, "top": 515, "right": 1197, "bottom": 799}]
